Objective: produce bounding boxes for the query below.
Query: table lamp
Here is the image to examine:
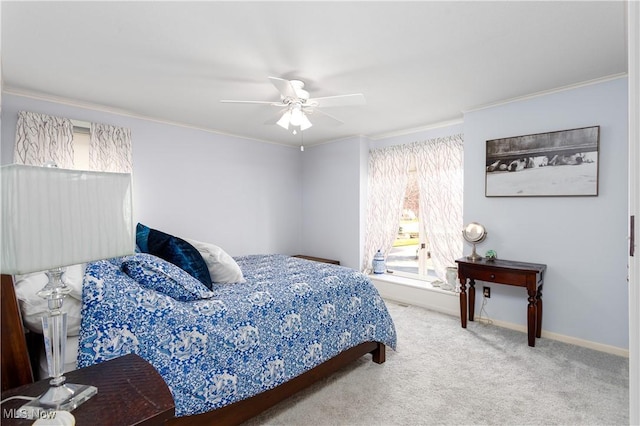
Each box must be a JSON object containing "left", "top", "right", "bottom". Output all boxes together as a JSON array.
[{"left": 1, "top": 164, "right": 134, "bottom": 418}]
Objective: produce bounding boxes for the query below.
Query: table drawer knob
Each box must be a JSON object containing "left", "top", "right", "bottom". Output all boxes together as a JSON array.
[{"left": 490, "top": 274, "right": 496, "bottom": 280}]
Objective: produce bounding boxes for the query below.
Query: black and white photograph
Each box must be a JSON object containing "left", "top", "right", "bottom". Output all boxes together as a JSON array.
[{"left": 485, "top": 126, "right": 600, "bottom": 197}]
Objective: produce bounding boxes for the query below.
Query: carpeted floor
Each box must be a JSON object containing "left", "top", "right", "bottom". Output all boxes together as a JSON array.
[{"left": 244, "top": 300, "right": 629, "bottom": 425}]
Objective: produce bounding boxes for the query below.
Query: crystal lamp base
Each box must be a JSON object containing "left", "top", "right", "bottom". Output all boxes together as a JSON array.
[{"left": 20, "top": 383, "right": 97, "bottom": 420}]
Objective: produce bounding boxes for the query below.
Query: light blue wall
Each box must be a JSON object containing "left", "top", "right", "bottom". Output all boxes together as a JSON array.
[
  {"left": 301, "top": 77, "right": 628, "bottom": 349},
  {"left": 1, "top": 93, "right": 303, "bottom": 256},
  {"left": 300, "top": 136, "right": 367, "bottom": 269},
  {"left": 463, "top": 77, "right": 629, "bottom": 349}
]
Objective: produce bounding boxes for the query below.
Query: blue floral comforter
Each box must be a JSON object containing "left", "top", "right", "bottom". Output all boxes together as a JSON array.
[{"left": 77, "top": 254, "right": 397, "bottom": 417}]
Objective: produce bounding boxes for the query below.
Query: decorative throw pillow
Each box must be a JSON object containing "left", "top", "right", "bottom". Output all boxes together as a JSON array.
[
  {"left": 122, "top": 254, "right": 215, "bottom": 302},
  {"left": 135, "top": 223, "right": 213, "bottom": 289},
  {"left": 185, "top": 238, "right": 246, "bottom": 284},
  {"left": 136, "top": 223, "right": 151, "bottom": 253}
]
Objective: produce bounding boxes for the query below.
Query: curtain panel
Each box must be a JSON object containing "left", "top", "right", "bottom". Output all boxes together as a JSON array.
[
  {"left": 413, "top": 134, "right": 464, "bottom": 281},
  {"left": 90, "top": 123, "right": 133, "bottom": 173},
  {"left": 14, "top": 111, "right": 74, "bottom": 168},
  {"left": 362, "top": 145, "right": 411, "bottom": 273}
]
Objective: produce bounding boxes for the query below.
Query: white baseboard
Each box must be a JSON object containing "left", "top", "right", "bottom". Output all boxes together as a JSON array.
[
  {"left": 370, "top": 274, "right": 629, "bottom": 358},
  {"left": 473, "top": 316, "right": 629, "bottom": 358}
]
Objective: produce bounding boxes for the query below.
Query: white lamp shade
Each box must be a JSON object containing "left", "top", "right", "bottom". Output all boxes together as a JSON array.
[
  {"left": 299, "top": 114, "right": 313, "bottom": 131},
  {"left": 277, "top": 110, "right": 291, "bottom": 129},
  {"left": 1, "top": 164, "right": 134, "bottom": 274}
]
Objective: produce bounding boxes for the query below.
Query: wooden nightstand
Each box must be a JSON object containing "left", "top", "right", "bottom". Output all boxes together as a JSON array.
[
  {"left": 1, "top": 354, "right": 175, "bottom": 425},
  {"left": 293, "top": 255, "right": 340, "bottom": 265}
]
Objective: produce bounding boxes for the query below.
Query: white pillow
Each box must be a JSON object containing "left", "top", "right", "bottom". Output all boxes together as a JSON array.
[
  {"left": 185, "top": 239, "right": 245, "bottom": 284},
  {"left": 13, "top": 264, "right": 85, "bottom": 336}
]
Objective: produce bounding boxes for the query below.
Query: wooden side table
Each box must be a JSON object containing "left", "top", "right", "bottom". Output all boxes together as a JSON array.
[
  {"left": 293, "top": 255, "right": 340, "bottom": 265},
  {"left": 455, "top": 257, "right": 547, "bottom": 347},
  {"left": 1, "top": 354, "right": 175, "bottom": 425}
]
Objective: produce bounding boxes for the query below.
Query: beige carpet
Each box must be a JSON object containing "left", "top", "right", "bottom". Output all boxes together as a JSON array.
[{"left": 243, "top": 300, "right": 629, "bottom": 425}]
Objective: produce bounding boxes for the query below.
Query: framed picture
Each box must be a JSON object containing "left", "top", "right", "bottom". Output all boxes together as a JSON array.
[{"left": 485, "top": 126, "right": 600, "bottom": 197}]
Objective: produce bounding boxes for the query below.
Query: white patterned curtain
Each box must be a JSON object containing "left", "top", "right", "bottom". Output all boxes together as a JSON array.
[
  {"left": 14, "top": 111, "right": 74, "bottom": 168},
  {"left": 362, "top": 145, "right": 411, "bottom": 273},
  {"left": 89, "top": 123, "right": 132, "bottom": 173},
  {"left": 413, "top": 134, "right": 464, "bottom": 281}
]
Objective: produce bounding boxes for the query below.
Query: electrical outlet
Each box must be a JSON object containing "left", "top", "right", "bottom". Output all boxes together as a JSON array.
[{"left": 483, "top": 286, "right": 491, "bottom": 298}]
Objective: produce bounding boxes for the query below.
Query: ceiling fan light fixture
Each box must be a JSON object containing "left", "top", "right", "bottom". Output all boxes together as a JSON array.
[{"left": 222, "top": 77, "right": 363, "bottom": 134}]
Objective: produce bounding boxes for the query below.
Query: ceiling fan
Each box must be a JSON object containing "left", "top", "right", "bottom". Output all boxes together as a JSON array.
[{"left": 221, "top": 77, "right": 366, "bottom": 133}]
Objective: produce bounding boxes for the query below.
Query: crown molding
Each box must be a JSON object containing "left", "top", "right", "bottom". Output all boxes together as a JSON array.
[
  {"left": 369, "top": 117, "right": 464, "bottom": 141},
  {"left": 463, "top": 73, "right": 628, "bottom": 114}
]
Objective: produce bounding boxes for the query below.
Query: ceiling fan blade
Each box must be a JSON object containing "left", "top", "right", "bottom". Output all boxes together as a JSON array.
[
  {"left": 269, "top": 77, "right": 297, "bottom": 99},
  {"left": 308, "top": 107, "right": 344, "bottom": 126},
  {"left": 220, "top": 100, "right": 284, "bottom": 106},
  {"left": 307, "top": 93, "right": 366, "bottom": 108}
]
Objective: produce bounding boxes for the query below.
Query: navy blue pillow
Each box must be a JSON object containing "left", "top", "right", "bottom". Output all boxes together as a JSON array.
[
  {"left": 136, "top": 223, "right": 151, "bottom": 252},
  {"left": 135, "top": 223, "right": 213, "bottom": 289}
]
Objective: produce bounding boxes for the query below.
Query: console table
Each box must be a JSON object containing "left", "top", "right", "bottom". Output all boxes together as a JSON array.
[{"left": 455, "top": 257, "right": 547, "bottom": 347}]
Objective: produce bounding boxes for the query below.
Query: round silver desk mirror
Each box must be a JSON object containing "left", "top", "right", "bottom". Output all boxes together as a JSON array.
[{"left": 463, "top": 222, "right": 487, "bottom": 261}]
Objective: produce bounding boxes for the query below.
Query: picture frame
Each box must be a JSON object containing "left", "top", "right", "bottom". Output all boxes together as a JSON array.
[{"left": 485, "top": 126, "right": 600, "bottom": 197}]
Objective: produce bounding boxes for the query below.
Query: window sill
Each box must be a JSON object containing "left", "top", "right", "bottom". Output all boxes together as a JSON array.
[
  {"left": 368, "top": 272, "right": 457, "bottom": 295},
  {"left": 368, "top": 272, "right": 459, "bottom": 317}
]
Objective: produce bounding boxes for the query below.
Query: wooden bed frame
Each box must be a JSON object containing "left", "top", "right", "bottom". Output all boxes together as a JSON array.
[
  {"left": 1, "top": 274, "right": 386, "bottom": 425},
  {"left": 168, "top": 341, "right": 385, "bottom": 425}
]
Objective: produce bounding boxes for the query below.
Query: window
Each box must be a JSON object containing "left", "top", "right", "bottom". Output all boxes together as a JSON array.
[
  {"left": 72, "top": 120, "right": 91, "bottom": 170},
  {"left": 363, "top": 134, "right": 463, "bottom": 282},
  {"left": 15, "top": 112, "right": 132, "bottom": 173},
  {"left": 385, "top": 160, "right": 436, "bottom": 280}
]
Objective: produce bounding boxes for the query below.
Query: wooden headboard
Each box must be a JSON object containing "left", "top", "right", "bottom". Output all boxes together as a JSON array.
[{"left": 1, "top": 274, "right": 34, "bottom": 391}]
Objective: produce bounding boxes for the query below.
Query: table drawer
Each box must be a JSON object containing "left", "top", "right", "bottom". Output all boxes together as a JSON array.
[{"left": 460, "top": 266, "right": 529, "bottom": 286}]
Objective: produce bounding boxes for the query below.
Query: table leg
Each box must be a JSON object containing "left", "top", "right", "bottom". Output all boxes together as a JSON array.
[
  {"left": 536, "top": 286, "right": 543, "bottom": 338},
  {"left": 527, "top": 288, "right": 537, "bottom": 347},
  {"left": 459, "top": 278, "right": 467, "bottom": 328},
  {"left": 469, "top": 279, "right": 476, "bottom": 322}
]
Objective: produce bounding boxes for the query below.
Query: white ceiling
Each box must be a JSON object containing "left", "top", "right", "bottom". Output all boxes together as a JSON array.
[{"left": 1, "top": 1, "right": 628, "bottom": 147}]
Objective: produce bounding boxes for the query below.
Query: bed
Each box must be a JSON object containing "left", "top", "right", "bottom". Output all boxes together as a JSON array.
[{"left": 3, "top": 231, "right": 397, "bottom": 424}]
